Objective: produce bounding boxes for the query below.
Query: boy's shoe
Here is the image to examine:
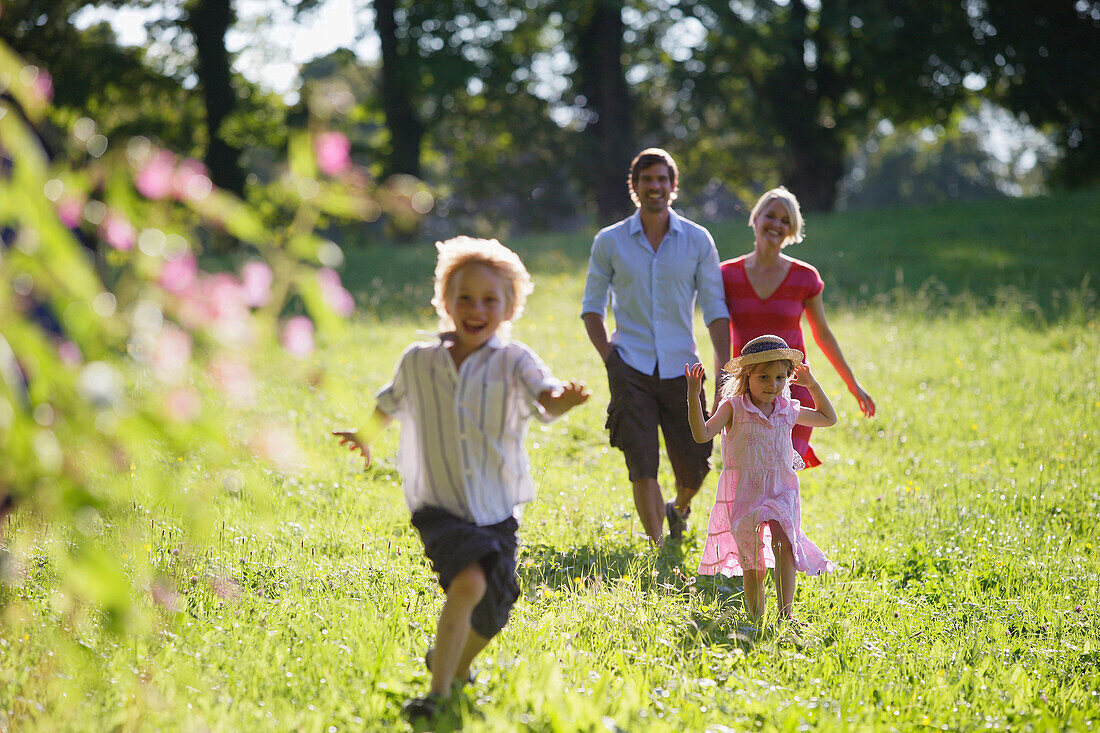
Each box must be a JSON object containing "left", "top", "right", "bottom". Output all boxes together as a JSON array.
[
  {"left": 402, "top": 694, "right": 442, "bottom": 723},
  {"left": 665, "top": 501, "right": 689, "bottom": 540},
  {"left": 425, "top": 647, "right": 476, "bottom": 686}
]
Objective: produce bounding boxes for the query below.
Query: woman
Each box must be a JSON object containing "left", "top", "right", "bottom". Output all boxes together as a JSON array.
[{"left": 721, "top": 187, "right": 874, "bottom": 467}]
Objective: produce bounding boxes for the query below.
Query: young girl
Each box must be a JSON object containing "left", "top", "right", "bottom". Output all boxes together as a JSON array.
[
  {"left": 685, "top": 335, "right": 837, "bottom": 622},
  {"left": 333, "top": 236, "right": 589, "bottom": 721},
  {"left": 721, "top": 186, "right": 874, "bottom": 468}
]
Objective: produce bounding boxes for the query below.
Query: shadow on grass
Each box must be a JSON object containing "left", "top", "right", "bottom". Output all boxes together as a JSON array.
[
  {"left": 516, "top": 539, "right": 766, "bottom": 653},
  {"left": 517, "top": 539, "right": 660, "bottom": 590}
]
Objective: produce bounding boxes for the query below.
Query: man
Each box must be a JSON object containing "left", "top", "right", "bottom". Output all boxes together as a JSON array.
[{"left": 581, "top": 148, "right": 730, "bottom": 544}]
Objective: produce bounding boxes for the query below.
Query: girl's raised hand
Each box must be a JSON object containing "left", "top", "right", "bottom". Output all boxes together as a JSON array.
[
  {"left": 332, "top": 429, "right": 371, "bottom": 468},
  {"left": 685, "top": 362, "right": 706, "bottom": 395},
  {"left": 792, "top": 362, "right": 817, "bottom": 388}
]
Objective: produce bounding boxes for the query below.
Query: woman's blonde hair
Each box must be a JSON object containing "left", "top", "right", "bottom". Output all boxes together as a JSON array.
[
  {"left": 431, "top": 236, "right": 533, "bottom": 336},
  {"left": 749, "top": 186, "right": 805, "bottom": 247},
  {"left": 721, "top": 358, "right": 798, "bottom": 402}
]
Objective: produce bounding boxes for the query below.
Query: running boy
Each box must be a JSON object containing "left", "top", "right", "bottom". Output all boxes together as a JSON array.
[{"left": 333, "top": 236, "right": 589, "bottom": 721}]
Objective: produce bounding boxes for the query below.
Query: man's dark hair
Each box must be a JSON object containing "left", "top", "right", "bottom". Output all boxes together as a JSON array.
[{"left": 628, "top": 148, "right": 679, "bottom": 206}]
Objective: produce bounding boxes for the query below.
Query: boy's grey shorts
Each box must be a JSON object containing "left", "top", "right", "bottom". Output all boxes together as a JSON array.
[{"left": 410, "top": 506, "right": 520, "bottom": 639}]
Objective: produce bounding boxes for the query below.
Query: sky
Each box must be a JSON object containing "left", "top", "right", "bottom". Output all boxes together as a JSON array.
[{"left": 73, "top": 0, "right": 378, "bottom": 101}]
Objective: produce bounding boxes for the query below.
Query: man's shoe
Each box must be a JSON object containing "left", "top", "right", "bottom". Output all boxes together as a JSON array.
[{"left": 666, "top": 501, "right": 688, "bottom": 540}]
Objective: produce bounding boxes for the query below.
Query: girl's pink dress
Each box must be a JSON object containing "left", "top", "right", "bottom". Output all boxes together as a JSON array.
[
  {"left": 721, "top": 255, "right": 824, "bottom": 467},
  {"left": 698, "top": 393, "right": 835, "bottom": 577}
]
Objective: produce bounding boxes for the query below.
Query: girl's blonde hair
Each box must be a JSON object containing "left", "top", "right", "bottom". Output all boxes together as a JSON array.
[
  {"left": 432, "top": 236, "right": 533, "bottom": 336},
  {"left": 721, "top": 358, "right": 798, "bottom": 402},
  {"left": 749, "top": 186, "right": 805, "bottom": 247}
]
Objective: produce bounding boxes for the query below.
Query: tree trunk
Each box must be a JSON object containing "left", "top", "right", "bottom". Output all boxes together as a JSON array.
[
  {"left": 574, "top": 0, "right": 635, "bottom": 225},
  {"left": 375, "top": 0, "right": 424, "bottom": 180},
  {"left": 188, "top": 0, "right": 245, "bottom": 197},
  {"left": 768, "top": 0, "right": 842, "bottom": 212},
  {"left": 780, "top": 140, "right": 843, "bottom": 212}
]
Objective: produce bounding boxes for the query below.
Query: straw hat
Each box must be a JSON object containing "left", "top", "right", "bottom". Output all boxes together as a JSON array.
[{"left": 723, "top": 335, "right": 804, "bottom": 374}]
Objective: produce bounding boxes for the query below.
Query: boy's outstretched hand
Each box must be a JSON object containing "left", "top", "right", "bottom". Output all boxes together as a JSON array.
[
  {"left": 539, "top": 380, "right": 591, "bottom": 416},
  {"left": 685, "top": 362, "right": 706, "bottom": 396},
  {"left": 332, "top": 429, "right": 371, "bottom": 468}
]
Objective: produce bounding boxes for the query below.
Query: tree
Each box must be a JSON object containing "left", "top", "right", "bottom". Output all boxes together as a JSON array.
[
  {"left": 564, "top": 0, "right": 637, "bottom": 225},
  {"left": 3, "top": 0, "right": 266, "bottom": 198},
  {"left": 680, "top": 0, "right": 978, "bottom": 211},
  {"left": 0, "top": 0, "right": 204, "bottom": 155},
  {"left": 365, "top": 0, "right": 540, "bottom": 183},
  {"left": 373, "top": 0, "right": 424, "bottom": 179},
  {"left": 971, "top": 1, "right": 1100, "bottom": 187},
  {"left": 186, "top": 0, "right": 246, "bottom": 195}
]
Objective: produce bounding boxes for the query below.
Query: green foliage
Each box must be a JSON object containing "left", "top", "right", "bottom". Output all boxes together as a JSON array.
[
  {"left": 1, "top": 0, "right": 290, "bottom": 187},
  {"left": 0, "top": 38, "right": 399, "bottom": 654},
  {"left": 670, "top": 0, "right": 981, "bottom": 211},
  {"left": 839, "top": 104, "right": 1058, "bottom": 210},
  {"left": 0, "top": 1, "right": 205, "bottom": 156},
  {"left": 971, "top": 0, "right": 1100, "bottom": 188}
]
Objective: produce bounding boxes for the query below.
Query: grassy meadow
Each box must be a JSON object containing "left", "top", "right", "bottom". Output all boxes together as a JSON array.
[{"left": 2, "top": 188, "right": 1099, "bottom": 731}]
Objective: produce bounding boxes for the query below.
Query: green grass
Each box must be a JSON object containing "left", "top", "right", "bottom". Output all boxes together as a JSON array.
[
  {"left": 2, "top": 189, "right": 1099, "bottom": 731},
  {"left": 343, "top": 186, "right": 1100, "bottom": 320}
]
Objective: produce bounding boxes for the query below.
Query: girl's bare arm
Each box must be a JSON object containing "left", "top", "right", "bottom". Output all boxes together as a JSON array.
[
  {"left": 792, "top": 364, "right": 837, "bottom": 427},
  {"left": 686, "top": 362, "right": 732, "bottom": 442}
]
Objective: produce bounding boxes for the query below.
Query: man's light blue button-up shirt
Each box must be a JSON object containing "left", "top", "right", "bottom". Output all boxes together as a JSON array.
[{"left": 581, "top": 209, "right": 727, "bottom": 379}]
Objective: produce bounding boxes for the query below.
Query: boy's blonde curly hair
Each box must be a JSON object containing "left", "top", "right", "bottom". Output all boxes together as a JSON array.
[{"left": 432, "top": 236, "right": 533, "bottom": 337}]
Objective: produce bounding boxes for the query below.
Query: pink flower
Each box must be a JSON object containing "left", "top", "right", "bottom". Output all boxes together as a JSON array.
[
  {"left": 171, "top": 271, "right": 250, "bottom": 341},
  {"left": 202, "top": 273, "right": 251, "bottom": 344},
  {"left": 57, "top": 340, "right": 82, "bottom": 366},
  {"left": 164, "top": 387, "right": 201, "bottom": 422},
  {"left": 135, "top": 149, "right": 177, "bottom": 200},
  {"left": 249, "top": 423, "right": 304, "bottom": 473},
  {"left": 316, "top": 268, "right": 355, "bottom": 316},
  {"left": 151, "top": 326, "right": 192, "bottom": 384},
  {"left": 281, "top": 316, "right": 315, "bottom": 357},
  {"left": 315, "top": 131, "right": 351, "bottom": 177},
  {"left": 160, "top": 252, "right": 198, "bottom": 295},
  {"left": 206, "top": 353, "right": 256, "bottom": 407},
  {"left": 241, "top": 261, "right": 273, "bottom": 307},
  {"left": 173, "top": 159, "right": 212, "bottom": 201},
  {"left": 100, "top": 211, "right": 136, "bottom": 251},
  {"left": 29, "top": 67, "right": 53, "bottom": 105},
  {"left": 57, "top": 197, "right": 84, "bottom": 228}
]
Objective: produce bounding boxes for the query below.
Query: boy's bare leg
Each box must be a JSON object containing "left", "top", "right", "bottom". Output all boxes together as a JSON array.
[
  {"left": 769, "top": 521, "right": 797, "bottom": 619},
  {"left": 455, "top": 630, "right": 490, "bottom": 682},
  {"left": 430, "top": 563, "right": 487, "bottom": 697},
  {"left": 631, "top": 477, "right": 665, "bottom": 544}
]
